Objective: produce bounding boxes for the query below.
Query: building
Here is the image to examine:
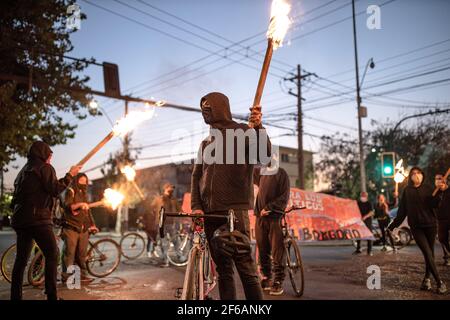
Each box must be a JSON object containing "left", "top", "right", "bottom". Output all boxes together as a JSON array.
[{"left": 277, "top": 146, "right": 314, "bottom": 191}]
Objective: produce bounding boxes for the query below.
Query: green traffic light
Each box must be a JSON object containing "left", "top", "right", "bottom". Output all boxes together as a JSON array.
[{"left": 383, "top": 166, "right": 393, "bottom": 175}]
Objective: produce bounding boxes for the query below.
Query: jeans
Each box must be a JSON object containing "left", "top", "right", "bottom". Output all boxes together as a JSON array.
[
  {"left": 356, "top": 219, "right": 373, "bottom": 253},
  {"left": 11, "top": 224, "right": 58, "bottom": 300},
  {"left": 255, "top": 216, "right": 285, "bottom": 283},
  {"left": 411, "top": 226, "right": 441, "bottom": 283},
  {"left": 205, "top": 210, "right": 263, "bottom": 300},
  {"left": 61, "top": 228, "right": 89, "bottom": 277}
]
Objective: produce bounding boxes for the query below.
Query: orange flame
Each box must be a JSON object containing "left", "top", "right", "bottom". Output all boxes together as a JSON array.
[
  {"left": 103, "top": 188, "right": 125, "bottom": 210},
  {"left": 121, "top": 165, "right": 136, "bottom": 182},
  {"left": 112, "top": 108, "right": 156, "bottom": 137},
  {"left": 267, "top": 0, "right": 291, "bottom": 49}
]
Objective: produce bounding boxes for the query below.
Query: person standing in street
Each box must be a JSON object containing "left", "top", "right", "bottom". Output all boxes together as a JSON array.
[
  {"left": 388, "top": 167, "right": 447, "bottom": 294},
  {"left": 354, "top": 192, "right": 374, "bottom": 256},
  {"left": 150, "top": 182, "right": 181, "bottom": 267},
  {"left": 61, "top": 173, "right": 99, "bottom": 283},
  {"left": 434, "top": 173, "right": 450, "bottom": 266},
  {"left": 374, "top": 194, "right": 396, "bottom": 252},
  {"left": 10, "top": 141, "right": 81, "bottom": 300},
  {"left": 253, "top": 162, "right": 290, "bottom": 296},
  {"left": 191, "top": 92, "right": 270, "bottom": 300}
]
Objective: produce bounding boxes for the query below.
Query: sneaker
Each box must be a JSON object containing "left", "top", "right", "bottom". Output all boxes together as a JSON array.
[
  {"left": 269, "top": 281, "right": 284, "bottom": 296},
  {"left": 420, "top": 278, "right": 432, "bottom": 291},
  {"left": 368, "top": 251, "right": 374, "bottom": 256},
  {"left": 261, "top": 278, "right": 272, "bottom": 291},
  {"left": 352, "top": 249, "right": 362, "bottom": 255},
  {"left": 147, "top": 251, "right": 153, "bottom": 258},
  {"left": 380, "top": 246, "right": 387, "bottom": 252},
  {"left": 437, "top": 281, "right": 447, "bottom": 295},
  {"left": 160, "top": 262, "right": 170, "bottom": 268}
]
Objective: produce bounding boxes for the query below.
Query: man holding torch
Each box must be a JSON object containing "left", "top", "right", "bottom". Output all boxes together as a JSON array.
[{"left": 10, "top": 141, "right": 82, "bottom": 300}]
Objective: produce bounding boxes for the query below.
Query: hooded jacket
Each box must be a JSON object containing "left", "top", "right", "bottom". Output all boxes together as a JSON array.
[
  {"left": 63, "top": 173, "right": 95, "bottom": 232},
  {"left": 11, "top": 141, "right": 73, "bottom": 229},
  {"left": 390, "top": 167, "right": 439, "bottom": 229},
  {"left": 191, "top": 92, "right": 271, "bottom": 213},
  {"left": 253, "top": 167, "right": 290, "bottom": 217}
]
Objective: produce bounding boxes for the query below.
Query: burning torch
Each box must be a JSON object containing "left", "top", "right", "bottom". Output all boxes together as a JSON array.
[
  {"left": 103, "top": 188, "right": 125, "bottom": 210},
  {"left": 121, "top": 165, "right": 145, "bottom": 200},
  {"left": 76, "top": 108, "right": 155, "bottom": 167},
  {"left": 393, "top": 159, "right": 407, "bottom": 197},
  {"left": 249, "top": 0, "right": 291, "bottom": 127}
]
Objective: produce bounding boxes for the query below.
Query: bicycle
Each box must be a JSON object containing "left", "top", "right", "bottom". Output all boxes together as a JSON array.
[
  {"left": 120, "top": 216, "right": 192, "bottom": 266},
  {"left": 1, "top": 241, "right": 40, "bottom": 284},
  {"left": 27, "top": 227, "right": 121, "bottom": 287},
  {"left": 158, "top": 208, "right": 235, "bottom": 300},
  {"left": 254, "top": 206, "right": 305, "bottom": 297}
]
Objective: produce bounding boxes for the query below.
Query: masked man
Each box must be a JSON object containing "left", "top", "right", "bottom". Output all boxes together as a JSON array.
[
  {"left": 354, "top": 192, "right": 374, "bottom": 256},
  {"left": 61, "top": 173, "right": 98, "bottom": 283},
  {"left": 191, "top": 92, "right": 271, "bottom": 300},
  {"left": 10, "top": 141, "right": 81, "bottom": 300},
  {"left": 434, "top": 173, "right": 450, "bottom": 266}
]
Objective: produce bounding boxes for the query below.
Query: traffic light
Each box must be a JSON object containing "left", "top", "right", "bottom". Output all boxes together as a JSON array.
[{"left": 381, "top": 152, "right": 395, "bottom": 178}]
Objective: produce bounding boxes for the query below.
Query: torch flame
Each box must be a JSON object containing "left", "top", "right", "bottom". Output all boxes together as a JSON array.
[
  {"left": 267, "top": 0, "right": 291, "bottom": 49},
  {"left": 112, "top": 108, "right": 155, "bottom": 137},
  {"left": 121, "top": 165, "right": 136, "bottom": 182},
  {"left": 103, "top": 188, "right": 125, "bottom": 210}
]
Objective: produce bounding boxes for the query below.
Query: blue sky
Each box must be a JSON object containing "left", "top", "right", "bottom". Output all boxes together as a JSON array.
[{"left": 4, "top": 0, "right": 450, "bottom": 188}]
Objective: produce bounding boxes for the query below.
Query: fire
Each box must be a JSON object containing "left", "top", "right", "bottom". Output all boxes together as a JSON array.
[
  {"left": 267, "top": 0, "right": 291, "bottom": 49},
  {"left": 121, "top": 165, "right": 136, "bottom": 182},
  {"left": 103, "top": 188, "right": 125, "bottom": 210},
  {"left": 112, "top": 108, "right": 155, "bottom": 137}
]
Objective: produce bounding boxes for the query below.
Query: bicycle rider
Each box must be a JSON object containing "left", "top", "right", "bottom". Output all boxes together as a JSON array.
[
  {"left": 253, "top": 153, "right": 290, "bottom": 296},
  {"left": 61, "top": 173, "right": 99, "bottom": 283},
  {"left": 191, "top": 92, "right": 271, "bottom": 300}
]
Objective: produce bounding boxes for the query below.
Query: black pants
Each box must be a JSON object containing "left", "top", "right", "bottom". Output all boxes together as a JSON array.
[
  {"left": 255, "top": 216, "right": 285, "bottom": 283},
  {"left": 378, "top": 218, "right": 394, "bottom": 247},
  {"left": 438, "top": 220, "right": 450, "bottom": 262},
  {"left": 204, "top": 210, "right": 263, "bottom": 300},
  {"left": 411, "top": 226, "right": 441, "bottom": 283},
  {"left": 11, "top": 224, "right": 58, "bottom": 300},
  {"left": 356, "top": 219, "right": 373, "bottom": 253}
]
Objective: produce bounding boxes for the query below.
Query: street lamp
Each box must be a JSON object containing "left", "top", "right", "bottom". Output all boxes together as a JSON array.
[{"left": 352, "top": 0, "right": 376, "bottom": 194}]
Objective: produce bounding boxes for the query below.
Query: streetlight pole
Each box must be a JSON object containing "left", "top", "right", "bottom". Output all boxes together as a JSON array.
[{"left": 352, "top": 0, "right": 367, "bottom": 193}]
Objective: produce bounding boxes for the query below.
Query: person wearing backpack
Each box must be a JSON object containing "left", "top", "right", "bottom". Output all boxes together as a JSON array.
[
  {"left": 61, "top": 173, "right": 99, "bottom": 283},
  {"left": 10, "top": 141, "right": 81, "bottom": 300}
]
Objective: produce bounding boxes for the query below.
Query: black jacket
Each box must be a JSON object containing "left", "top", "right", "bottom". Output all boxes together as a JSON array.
[
  {"left": 11, "top": 141, "right": 72, "bottom": 229},
  {"left": 62, "top": 173, "right": 95, "bottom": 233},
  {"left": 191, "top": 92, "right": 271, "bottom": 213},
  {"left": 390, "top": 167, "right": 439, "bottom": 229},
  {"left": 253, "top": 167, "right": 290, "bottom": 217}
]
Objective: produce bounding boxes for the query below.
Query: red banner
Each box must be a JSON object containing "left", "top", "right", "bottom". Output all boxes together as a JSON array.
[{"left": 181, "top": 188, "right": 374, "bottom": 242}]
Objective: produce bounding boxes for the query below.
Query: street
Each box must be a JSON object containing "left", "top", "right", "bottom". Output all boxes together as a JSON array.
[{"left": 1, "top": 232, "right": 449, "bottom": 300}]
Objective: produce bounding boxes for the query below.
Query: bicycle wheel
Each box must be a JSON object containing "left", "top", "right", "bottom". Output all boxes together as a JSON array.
[
  {"left": 285, "top": 238, "right": 304, "bottom": 297},
  {"left": 1, "top": 244, "right": 17, "bottom": 283},
  {"left": 181, "top": 246, "right": 202, "bottom": 300},
  {"left": 167, "top": 233, "right": 192, "bottom": 267},
  {"left": 27, "top": 251, "right": 45, "bottom": 287},
  {"left": 86, "top": 239, "right": 121, "bottom": 278},
  {"left": 120, "top": 232, "right": 146, "bottom": 260}
]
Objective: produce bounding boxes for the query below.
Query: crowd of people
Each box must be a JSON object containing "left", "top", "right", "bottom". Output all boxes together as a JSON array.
[{"left": 7, "top": 91, "right": 450, "bottom": 300}]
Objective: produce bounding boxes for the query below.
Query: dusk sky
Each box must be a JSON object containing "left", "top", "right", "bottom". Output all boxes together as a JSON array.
[{"left": 4, "top": 0, "right": 450, "bottom": 188}]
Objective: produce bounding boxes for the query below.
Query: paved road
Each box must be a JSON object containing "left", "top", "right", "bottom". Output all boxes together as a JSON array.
[{"left": 1, "top": 231, "right": 449, "bottom": 300}]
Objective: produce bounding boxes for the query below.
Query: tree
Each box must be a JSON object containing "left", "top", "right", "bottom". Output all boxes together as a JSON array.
[
  {"left": 0, "top": 0, "right": 97, "bottom": 170},
  {"left": 316, "top": 113, "right": 450, "bottom": 199}
]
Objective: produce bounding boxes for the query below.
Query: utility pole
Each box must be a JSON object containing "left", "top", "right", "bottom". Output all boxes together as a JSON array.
[
  {"left": 284, "top": 64, "right": 316, "bottom": 189},
  {"left": 352, "top": 0, "right": 367, "bottom": 194}
]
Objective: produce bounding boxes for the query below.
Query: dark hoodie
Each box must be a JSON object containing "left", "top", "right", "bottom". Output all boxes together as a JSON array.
[
  {"left": 11, "top": 141, "right": 73, "bottom": 229},
  {"left": 390, "top": 167, "right": 439, "bottom": 229},
  {"left": 63, "top": 173, "right": 95, "bottom": 232},
  {"left": 191, "top": 92, "right": 271, "bottom": 213}
]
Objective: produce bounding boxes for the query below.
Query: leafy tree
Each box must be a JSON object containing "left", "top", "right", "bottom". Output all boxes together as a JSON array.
[{"left": 0, "top": 0, "right": 97, "bottom": 170}]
